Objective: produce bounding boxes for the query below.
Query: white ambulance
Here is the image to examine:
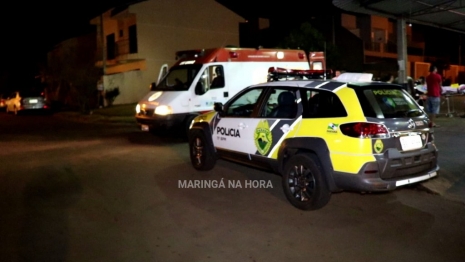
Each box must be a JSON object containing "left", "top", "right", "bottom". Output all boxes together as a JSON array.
[{"left": 135, "top": 47, "right": 320, "bottom": 134}]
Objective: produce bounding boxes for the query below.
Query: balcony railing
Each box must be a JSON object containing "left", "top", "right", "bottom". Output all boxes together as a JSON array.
[{"left": 364, "top": 40, "right": 424, "bottom": 56}]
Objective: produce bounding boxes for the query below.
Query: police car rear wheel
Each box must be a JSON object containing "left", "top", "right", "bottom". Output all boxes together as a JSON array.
[
  {"left": 189, "top": 130, "right": 216, "bottom": 171},
  {"left": 282, "top": 154, "right": 331, "bottom": 210}
]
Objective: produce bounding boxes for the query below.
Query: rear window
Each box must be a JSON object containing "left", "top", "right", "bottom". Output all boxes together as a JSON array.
[
  {"left": 356, "top": 87, "right": 423, "bottom": 118},
  {"left": 20, "top": 90, "right": 44, "bottom": 97}
]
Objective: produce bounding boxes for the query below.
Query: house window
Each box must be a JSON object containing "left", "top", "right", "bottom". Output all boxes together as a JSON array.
[
  {"left": 119, "top": 30, "right": 123, "bottom": 37},
  {"left": 106, "top": 33, "right": 115, "bottom": 60},
  {"left": 129, "top": 25, "right": 138, "bottom": 54}
]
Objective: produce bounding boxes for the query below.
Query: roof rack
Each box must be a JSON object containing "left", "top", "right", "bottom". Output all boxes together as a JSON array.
[{"left": 267, "top": 67, "right": 333, "bottom": 82}]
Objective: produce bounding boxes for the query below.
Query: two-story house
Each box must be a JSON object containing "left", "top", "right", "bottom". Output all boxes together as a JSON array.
[
  {"left": 339, "top": 13, "right": 426, "bottom": 78},
  {"left": 90, "top": 0, "right": 244, "bottom": 105}
]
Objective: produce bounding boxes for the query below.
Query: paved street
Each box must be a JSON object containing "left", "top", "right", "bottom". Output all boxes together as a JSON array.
[{"left": 0, "top": 111, "right": 464, "bottom": 262}]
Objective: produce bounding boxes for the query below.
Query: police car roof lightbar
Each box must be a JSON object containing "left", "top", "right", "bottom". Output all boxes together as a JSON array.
[
  {"left": 336, "top": 72, "right": 374, "bottom": 82},
  {"left": 267, "top": 67, "right": 333, "bottom": 82}
]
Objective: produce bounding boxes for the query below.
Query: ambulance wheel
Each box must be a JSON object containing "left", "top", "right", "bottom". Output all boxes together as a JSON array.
[
  {"left": 282, "top": 153, "right": 331, "bottom": 210},
  {"left": 188, "top": 130, "right": 216, "bottom": 171}
]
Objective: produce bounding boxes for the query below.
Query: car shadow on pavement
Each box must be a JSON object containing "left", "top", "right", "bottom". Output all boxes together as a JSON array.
[{"left": 126, "top": 130, "right": 188, "bottom": 145}]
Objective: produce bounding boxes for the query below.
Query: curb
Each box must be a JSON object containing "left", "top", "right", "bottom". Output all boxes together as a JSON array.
[{"left": 417, "top": 176, "right": 451, "bottom": 196}]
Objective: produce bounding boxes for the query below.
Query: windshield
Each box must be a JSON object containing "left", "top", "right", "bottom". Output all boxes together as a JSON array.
[
  {"left": 356, "top": 87, "right": 424, "bottom": 118},
  {"left": 151, "top": 64, "right": 202, "bottom": 91}
]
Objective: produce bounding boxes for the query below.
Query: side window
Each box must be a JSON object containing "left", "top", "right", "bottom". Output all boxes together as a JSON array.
[
  {"left": 195, "top": 65, "right": 225, "bottom": 95},
  {"left": 303, "top": 90, "right": 347, "bottom": 118},
  {"left": 210, "top": 66, "right": 225, "bottom": 89},
  {"left": 106, "top": 33, "right": 116, "bottom": 60},
  {"left": 312, "top": 61, "right": 323, "bottom": 70},
  {"left": 262, "top": 88, "right": 298, "bottom": 118},
  {"left": 225, "top": 87, "right": 265, "bottom": 117},
  {"left": 195, "top": 69, "right": 210, "bottom": 95}
]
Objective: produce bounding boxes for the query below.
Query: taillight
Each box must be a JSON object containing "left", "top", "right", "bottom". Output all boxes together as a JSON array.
[{"left": 340, "top": 122, "right": 389, "bottom": 138}]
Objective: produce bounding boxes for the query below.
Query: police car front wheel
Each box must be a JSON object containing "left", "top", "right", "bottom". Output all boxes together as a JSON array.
[
  {"left": 282, "top": 154, "right": 331, "bottom": 210},
  {"left": 188, "top": 130, "right": 216, "bottom": 171}
]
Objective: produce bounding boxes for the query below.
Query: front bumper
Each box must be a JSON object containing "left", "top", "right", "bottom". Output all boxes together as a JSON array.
[{"left": 135, "top": 112, "right": 188, "bottom": 130}]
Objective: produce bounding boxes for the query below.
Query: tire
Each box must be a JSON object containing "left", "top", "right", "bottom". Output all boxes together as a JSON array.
[
  {"left": 188, "top": 129, "right": 216, "bottom": 171},
  {"left": 282, "top": 153, "right": 331, "bottom": 210}
]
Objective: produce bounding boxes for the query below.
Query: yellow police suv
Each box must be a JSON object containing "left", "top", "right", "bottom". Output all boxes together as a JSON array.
[{"left": 187, "top": 68, "right": 439, "bottom": 211}]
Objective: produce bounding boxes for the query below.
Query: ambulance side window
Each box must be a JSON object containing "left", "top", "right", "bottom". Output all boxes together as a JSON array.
[
  {"left": 195, "top": 69, "right": 210, "bottom": 95},
  {"left": 225, "top": 87, "right": 265, "bottom": 117},
  {"left": 195, "top": 65, "right": 225, "bottom": 95},
  {"left": 210, "top": 66, "right": 225, "bottom": 89}
]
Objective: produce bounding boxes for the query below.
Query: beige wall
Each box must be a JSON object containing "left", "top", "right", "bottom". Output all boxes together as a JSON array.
[
  {"left": 341, "top": 13, "right": 357, "bottom": 30},
  {"left": 371, "top": 16, "right": 388, "bottom": 30},
  {"left": 95, "top": 0, "right": 243, "bottom": 105}
]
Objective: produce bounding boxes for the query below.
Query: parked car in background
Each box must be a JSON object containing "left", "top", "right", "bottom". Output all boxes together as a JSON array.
[{"left": 5, "top": 90, "right": 50, "bottom": 115}]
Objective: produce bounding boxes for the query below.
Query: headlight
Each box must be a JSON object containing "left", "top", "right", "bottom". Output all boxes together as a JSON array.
[
  {"left": 155, "top": 105, "right": 172, "bottom": 115},
  {"left": 135, "top": 104, "right": 141, "bottom": 114}
]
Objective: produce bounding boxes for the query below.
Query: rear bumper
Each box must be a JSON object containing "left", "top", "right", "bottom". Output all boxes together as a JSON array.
[
  {"left": 333, "top": 143, "right": 439, "bottom": 192},
  {"left": 333, "top": 166, "right": 439, "bottom": 192},
  {"left": 22, "top": 104, "right": 50, "bottom": 110}
]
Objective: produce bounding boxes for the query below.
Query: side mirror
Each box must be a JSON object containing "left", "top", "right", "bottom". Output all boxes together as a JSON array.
[
  {"left": 214, "top": 102, "right": 224, "bottom": 112},
  {"left": 149, "top": 82, "right": 156, "bottom": 91}
]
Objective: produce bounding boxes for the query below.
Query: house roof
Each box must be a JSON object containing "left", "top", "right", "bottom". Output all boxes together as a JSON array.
[{"left": 333, "top": 0, "right": 465, "bottom": 34}]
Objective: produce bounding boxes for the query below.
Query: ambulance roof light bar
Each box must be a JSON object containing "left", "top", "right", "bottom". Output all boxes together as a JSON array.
[{"left": 175, "top": 49, "right": 205, "bottom": 60}]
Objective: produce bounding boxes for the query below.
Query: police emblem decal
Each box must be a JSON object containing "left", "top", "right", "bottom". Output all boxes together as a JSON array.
[{"left": 254, "top": 120, "right": 273, "bottom": 155}]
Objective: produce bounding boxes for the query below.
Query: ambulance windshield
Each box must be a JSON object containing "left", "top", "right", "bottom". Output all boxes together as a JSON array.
[{"left": 152, "top": 65, "right": 202, "bottom": 91}]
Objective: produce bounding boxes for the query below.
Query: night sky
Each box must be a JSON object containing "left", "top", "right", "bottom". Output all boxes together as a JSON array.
[
  {"left": 0, "top": 0, "right": 132, "bottom": 81},
  {"left": 1, "top": 0, "right": 464, "bottom": 91}
]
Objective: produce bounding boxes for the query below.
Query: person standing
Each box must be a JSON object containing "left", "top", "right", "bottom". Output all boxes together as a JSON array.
[{"left": 425, "top": 65, "right": 443, "bottom": 127}]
